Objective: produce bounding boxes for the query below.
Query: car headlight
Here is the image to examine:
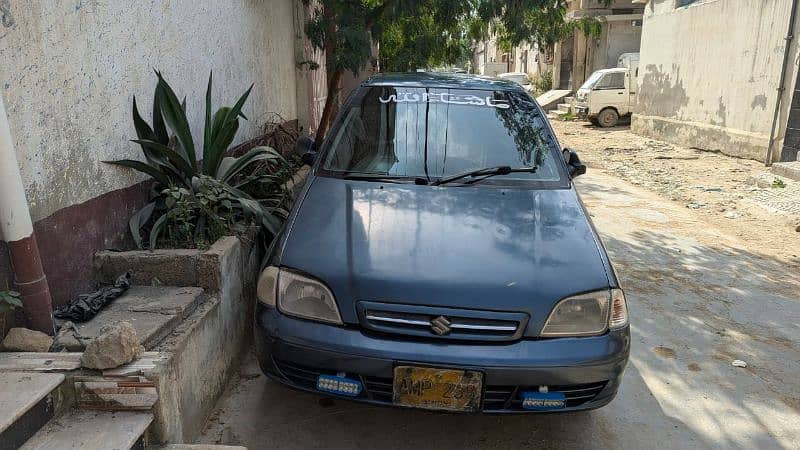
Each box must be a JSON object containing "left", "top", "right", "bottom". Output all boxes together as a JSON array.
[
  {"left": 540, "top": 289, "right": 627, "bottom": 337},
  {"left": 256, "top": 267, "right": 343, "bottom": 325}
]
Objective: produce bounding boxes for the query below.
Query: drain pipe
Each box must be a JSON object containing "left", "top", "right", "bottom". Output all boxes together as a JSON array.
[
  {"left": 0, "top": 93, "right": 55, "bottom": 335},
  {"left": 766, "top": 0, "right": 799, "bottom": 166}
]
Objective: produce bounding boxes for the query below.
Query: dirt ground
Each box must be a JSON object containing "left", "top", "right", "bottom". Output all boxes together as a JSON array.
[
  {"left": 198, "top": 122, "right": 800, "bottom": 449},
  {"left": 550, "top": 119, "right": 800, "bottom": 264}
]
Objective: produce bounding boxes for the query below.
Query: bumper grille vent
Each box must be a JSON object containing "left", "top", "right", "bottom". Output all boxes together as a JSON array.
[
  {"left": 357, "top": 301, "right": 528, "bottom": 342},
  {"left": 272, "top": 358, "right": 607, "bottom": 412}
]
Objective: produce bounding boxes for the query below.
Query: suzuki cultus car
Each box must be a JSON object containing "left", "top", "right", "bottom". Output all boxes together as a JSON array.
[{"left": 255, "top": 73, "right": 629, "bottom": 413}]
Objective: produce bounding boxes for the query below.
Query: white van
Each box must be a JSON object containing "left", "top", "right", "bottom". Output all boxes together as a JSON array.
[{"left": 574, "top": 53, "right": 639, "bottom": 127}]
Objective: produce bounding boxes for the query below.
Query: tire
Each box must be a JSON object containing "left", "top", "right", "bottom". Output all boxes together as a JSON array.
[
  {"left": 597, "top": 108, "right": 619, "bottom": 128},
  {"left": 589, "top": 117, "right": 600, "bottom": 126}
]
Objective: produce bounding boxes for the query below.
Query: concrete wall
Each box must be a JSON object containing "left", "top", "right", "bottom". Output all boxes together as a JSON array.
[
  {"left": 0, "top": 0, "right": 297, "bottom": 222},
  {"left": 0, "top": 0, "right": 298, "bottom": 306},
  {"left": 555, "top": 1, "right": 644, "bottom": 90},
  {"left": 596, "top": 19, "right": 642, "bottom": 69},
  {"left": 632, "top": 0, "right": 800, "bottom": 162}
]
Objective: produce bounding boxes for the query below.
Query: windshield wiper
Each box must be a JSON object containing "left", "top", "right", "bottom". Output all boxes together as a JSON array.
[
  {"left": 340, "top": 173, "right": 429, "bottom": 185},
  {"left": 430, "top": 165, "right": 537, "bottom": 186}
]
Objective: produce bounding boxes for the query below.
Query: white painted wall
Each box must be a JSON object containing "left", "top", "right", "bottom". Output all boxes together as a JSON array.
[
  {"left": 0, "top": 0, "right": 298, "bottom": 221},
  {"left": 633, "top": 0, "right": 800, "bottom": 161}
]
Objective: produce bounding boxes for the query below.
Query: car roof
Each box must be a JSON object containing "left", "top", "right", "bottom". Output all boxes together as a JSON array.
[
  {"left": 498, "top": 72, "right": 528, "bottom": 77},
  {"left": 363, "top": 72, "right": 525, "bottom": 92}
]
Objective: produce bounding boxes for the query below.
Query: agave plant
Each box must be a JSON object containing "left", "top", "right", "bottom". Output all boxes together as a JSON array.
[{"left": 106, "top": 71, "right": 288, "bottom": 249}]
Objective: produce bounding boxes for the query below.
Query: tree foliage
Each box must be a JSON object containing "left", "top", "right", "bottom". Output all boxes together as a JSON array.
[{"left": 303, "top": 0, "right": 612, "bottom": 144}]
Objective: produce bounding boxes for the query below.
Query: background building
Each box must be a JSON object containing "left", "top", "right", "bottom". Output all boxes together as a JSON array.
[
  {"left": 631, "top": 0, "right": 800, "bottom": 163},
  {"left": 553, "top": 0, "right": 645, "bottom": 90}
]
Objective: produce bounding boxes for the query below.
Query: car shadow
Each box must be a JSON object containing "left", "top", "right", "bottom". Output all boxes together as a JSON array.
[{"left": 199, "top": 176, "right": 799, "bottom": 450}]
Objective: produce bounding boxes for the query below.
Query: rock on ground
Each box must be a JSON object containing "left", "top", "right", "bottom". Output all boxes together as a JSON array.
[
  {"left": 80, "top": 321, "right": 144, "bottom": 369},
  {"left": 50, "top": 321, "right": 86, "bottom": 352},
  {"left": 1, "top": 328, "right": 54, "bottom": 352}
]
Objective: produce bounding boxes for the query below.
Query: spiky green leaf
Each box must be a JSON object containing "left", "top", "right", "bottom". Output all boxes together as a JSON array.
[
  {"left": 216, "top": 146, "right": 283, "bottom": 183},
  {"left": 104, "top": 159, "right": 171, "bottom": 187},
  {"left": 155, "top": 72, "right": 196, "bottom": 164},
  {"left": 132, "top": 139, "right": 196, "bottom": 180},
  {"left": 129, "top": 202, "right": 156, "bottom": 249},
  {"left": 203, "top": 71, "right": 214, "bottom": 172},
  {"left": 149, "top": 213, "right": 168, "bottom": 251}
]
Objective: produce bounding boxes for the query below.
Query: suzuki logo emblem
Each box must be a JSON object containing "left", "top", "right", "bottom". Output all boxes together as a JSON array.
[{"left": 430, "top": 315, "right": 452, "bottom": 336}]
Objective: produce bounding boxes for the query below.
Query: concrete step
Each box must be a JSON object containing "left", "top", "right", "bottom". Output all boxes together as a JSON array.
[
  {"left": 0, "top": 373, "right": 65, "bottom": 450},
  {"left": 20, "top": 410, "right": 153, "bottom": 450},
  {"left": 771, "top": 161, "right": 800, "bottom": 181},
  {"left": 154, "top": 446, "right": 247, "bottom": 450},
  {"left": 536, "top": 89, "right": 572, "bottom": 111},
  {"left": 564, "top": 96, "right": 575, "bottom": 103},
  {"left": 75, "top": 286, "right": 205, "bottom": 350},
  {"left": 556, "top": 103, "right": 572, "bottom": 114}
]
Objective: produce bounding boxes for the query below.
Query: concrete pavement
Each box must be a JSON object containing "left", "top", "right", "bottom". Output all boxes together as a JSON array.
[{"left": 199, "top": 169, "right": 800, "bottom": 449}]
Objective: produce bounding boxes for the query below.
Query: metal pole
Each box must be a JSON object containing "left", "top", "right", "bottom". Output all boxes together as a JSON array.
[
  {"left": 766, "top": 0, "right": 799, "bottom": 166},
  {"left": 0, "top": 93, "right": 55, "bottom": 335}
]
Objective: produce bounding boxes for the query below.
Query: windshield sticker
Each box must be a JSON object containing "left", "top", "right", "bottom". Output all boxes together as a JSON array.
[{"left": 379, "top": 92, "right": 510, "bottom": 109}]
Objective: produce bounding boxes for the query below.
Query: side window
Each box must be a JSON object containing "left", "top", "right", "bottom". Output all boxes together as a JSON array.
[
  {"left": 676, "top": 0, "right": 699, "bottom": 7},
  {"left": 597, "top": 73, "right": 625, "bottom": 90}
]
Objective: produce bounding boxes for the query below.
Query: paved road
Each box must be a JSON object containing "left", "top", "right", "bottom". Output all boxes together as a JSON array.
[{"left": 199, "top": 170, "right": 800, "bottom": 450}]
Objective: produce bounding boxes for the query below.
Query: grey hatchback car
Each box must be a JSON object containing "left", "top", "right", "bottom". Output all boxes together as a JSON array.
[{"left": 255, "top": 73, "right": 629, "bottom": 413}]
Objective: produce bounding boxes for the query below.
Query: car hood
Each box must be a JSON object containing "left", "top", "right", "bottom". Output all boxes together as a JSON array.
[{"left": 280, "top": 177, "right": 611, "bottom": 333}]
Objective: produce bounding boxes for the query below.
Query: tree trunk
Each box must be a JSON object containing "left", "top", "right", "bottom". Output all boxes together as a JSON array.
[{"left": 314, "top": 68, "right": 342, "bottom": 148}]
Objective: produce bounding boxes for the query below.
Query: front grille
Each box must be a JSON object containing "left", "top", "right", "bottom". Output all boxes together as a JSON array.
[
  {"left": 357, "top": 301, "right": 529, "bottom": 342},
  {"left": 272, "top": 358, "right": 606, "bottom": 411},
  {"left": 481, "top": 381, "right": 608, "bottom": 411}
]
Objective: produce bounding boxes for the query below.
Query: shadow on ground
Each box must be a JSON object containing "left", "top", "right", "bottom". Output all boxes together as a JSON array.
[{"left": 199, "top": 174, "right": 799, "bottom": 450}]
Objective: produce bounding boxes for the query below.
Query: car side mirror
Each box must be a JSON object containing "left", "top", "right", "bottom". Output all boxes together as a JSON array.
[
  {"left": 296, "top": 135, "right": 317, "bottom": 166},
  {"left": 562, "top": 148, "right": 587, "bottom": 178}
]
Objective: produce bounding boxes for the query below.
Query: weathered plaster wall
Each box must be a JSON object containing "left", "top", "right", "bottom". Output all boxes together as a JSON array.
[
  {"left": 632, "top": 0, "right": 800, "bottom": 162},
  {"left": 0, "top": 0, "right": 298, "bottom": 223},
  {"left": 598, "top": 20, "right": 642, "bottom": 69}
]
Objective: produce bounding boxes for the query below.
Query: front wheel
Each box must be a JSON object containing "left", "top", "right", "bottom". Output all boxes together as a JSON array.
[
  {"left": 597, "top": 108, "right": 619, "bottom": 128},
  {"left": 589, "top": 117, "right": 600, "bottom": 126}
]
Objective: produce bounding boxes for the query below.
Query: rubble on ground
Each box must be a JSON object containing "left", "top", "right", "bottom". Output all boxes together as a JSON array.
[
  {"left": 1, "top": 327, "right": 53, "bottom": 352},
  {"left": 50, "top": 321, "right": 86, "bottom": 352},
  {"left": 550, "top": 120, "right": 800, "bottom": 260},
  {"left": 80, "top": 321, "right": 143, "bottom": 369}
]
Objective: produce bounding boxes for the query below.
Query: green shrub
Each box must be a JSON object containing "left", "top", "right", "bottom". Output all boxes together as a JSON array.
[
  {"left": 106, "top": 72, "right": 292, "bottom": 249},
  {"left": 532, "top": 70, "right": 553, "bottom": 96},
  {"left": 0, "top": 288, "right": 21, "bottom": 315}
]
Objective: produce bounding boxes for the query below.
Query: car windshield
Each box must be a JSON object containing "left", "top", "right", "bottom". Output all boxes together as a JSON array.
[
  {"left": 501, "top": 74, "right": 530, "bottom": 85},
  {"left": 580, "top": 71, "right": 605, "bottom": 90},
  {"left": 320, "top": 86, "right": 563, "bottom": 184}
]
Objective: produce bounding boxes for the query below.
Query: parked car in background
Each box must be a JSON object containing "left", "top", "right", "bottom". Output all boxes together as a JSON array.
[
  {"left": 498, "top": 71, "right": 533, "bottom": 92},
  {"left": 255, "top": 73, "right": 630, "bottom": 414},
  {"left": 574, "top": 53, "right": 639, "bottom": 127}
]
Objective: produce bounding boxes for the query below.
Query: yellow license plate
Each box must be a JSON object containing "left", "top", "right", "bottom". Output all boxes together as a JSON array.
[{"left": 392, "top": 366, "right": 483, "bottom": 412}]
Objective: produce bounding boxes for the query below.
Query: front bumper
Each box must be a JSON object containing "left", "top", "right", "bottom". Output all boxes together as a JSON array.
[
  {"left": 575, "top": 105, "right": 590, "bottom": 118},
  {"left": 255, "top": 305, "right": 630, "bottom": 413}
]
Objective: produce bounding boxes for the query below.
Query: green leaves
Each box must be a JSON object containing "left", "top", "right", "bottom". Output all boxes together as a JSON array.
[
  {"left": 155, "top": 71, "right": 196, "bottom": 164},
  {"left": 216, "top": 146, "right": 284, "bottom": 183},
  {"left": 129, "top": 202, "right": 156, "bottom": 249},
  {"left": 103, "top": 159, "right": 172, "bottom": 187},
  {"left": 105, "top": 71, "right": 293, "bottom": 250},
  {"left": 0, "top": 289, "right": 22, "bottom": 315},
  {"left": 203, "top": 83, "right": 254, "bottom": 176}
]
